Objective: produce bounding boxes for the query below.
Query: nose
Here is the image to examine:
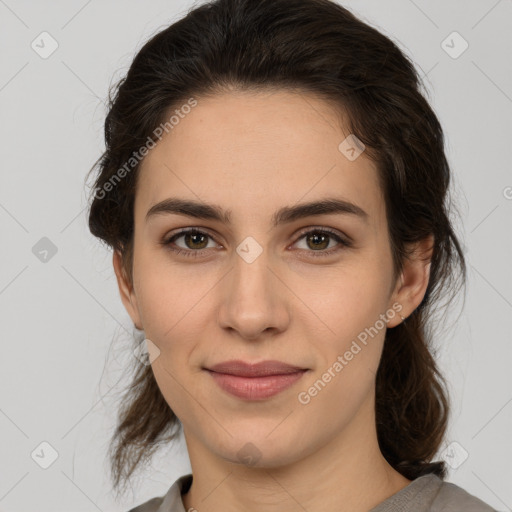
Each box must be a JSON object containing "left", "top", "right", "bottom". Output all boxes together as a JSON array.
[{"left": 217, "top": 247, "right": 290, "bottom": 341}]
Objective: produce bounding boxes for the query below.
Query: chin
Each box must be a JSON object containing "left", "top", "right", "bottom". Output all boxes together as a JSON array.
[{"left": 213, "top": 433, "right": 305, "bottom": 470}]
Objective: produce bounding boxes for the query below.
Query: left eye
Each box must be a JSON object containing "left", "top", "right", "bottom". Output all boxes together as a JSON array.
[
  {"left": 294, "top": 229, "right": 345, "bottom": 253},
  {"left": 161, "top": 227, "right": 351, "bottom": 258}
]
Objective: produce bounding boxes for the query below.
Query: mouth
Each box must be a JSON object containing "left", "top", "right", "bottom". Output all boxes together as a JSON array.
[
  {"left": 205, "top": 359, "right": 308, "bottom": 377},
  {"left": 203, "top": 360, "right": 308, "bottom": 400}
]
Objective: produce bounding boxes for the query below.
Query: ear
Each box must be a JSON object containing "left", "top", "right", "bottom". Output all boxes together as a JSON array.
[
  {"left": 386, "top": 234, "right": 434, "bottom": 328},
  {"left": 112, "top": 250, "right": 143, "bottom": 330}
]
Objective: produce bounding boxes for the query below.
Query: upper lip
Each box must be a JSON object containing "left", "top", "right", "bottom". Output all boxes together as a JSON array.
[{"left": 205, "top": 359, "right": 307, "bottom": 377}]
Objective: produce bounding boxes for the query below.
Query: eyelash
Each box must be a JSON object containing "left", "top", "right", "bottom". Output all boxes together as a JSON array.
[{"left": 160, "top": 226, "right": 352, "bottom": 259}]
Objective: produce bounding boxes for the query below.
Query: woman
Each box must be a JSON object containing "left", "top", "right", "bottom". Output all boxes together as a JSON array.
[{"left": 86, "top": 0, "right": 496, "bottom": 510}]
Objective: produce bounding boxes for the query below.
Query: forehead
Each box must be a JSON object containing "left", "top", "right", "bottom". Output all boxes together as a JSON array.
[{"left": 136, "top": 89, "right": 384, "bottom": 227}]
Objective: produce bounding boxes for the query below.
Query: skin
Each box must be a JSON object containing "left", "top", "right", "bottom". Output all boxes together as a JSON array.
[{"left": 113, "top": 89, "right": 433, "bottom": 512}]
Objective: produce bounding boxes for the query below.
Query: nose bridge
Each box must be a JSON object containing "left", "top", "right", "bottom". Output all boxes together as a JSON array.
[
  {"left": 233, "top": 242, "right": 272, "bottom": 298},
  {"left": 217, "top": 239, "right": 289, "bottom": 338}
]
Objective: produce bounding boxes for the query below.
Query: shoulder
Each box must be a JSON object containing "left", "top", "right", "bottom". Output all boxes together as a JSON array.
[
  {"left": 432, "top": 477, "right": 497, "bottom": 511},
  {"left": 371, "top": 473, "right": 497, "bottom": 512},
  {"left": 126, "top": 496, "right": 163, "bottom": 512},
  {"left": 125, "top": 474, "right": 193, "bottom": 512}
]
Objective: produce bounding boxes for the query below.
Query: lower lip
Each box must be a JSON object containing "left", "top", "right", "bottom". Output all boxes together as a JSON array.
[{"left": 206, "top": 370, "right": 307, "bottom": 400}]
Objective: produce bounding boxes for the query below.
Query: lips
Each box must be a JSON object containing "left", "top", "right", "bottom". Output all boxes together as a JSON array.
[
  {"left": 204, "top": 359, "right": 308, "bottom": 400},
  {"left": 206, "top": 359, "right": 307, "bottom": 377}
]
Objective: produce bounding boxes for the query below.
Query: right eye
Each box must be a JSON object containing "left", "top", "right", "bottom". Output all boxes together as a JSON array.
[{"left": 161, "top": 228, "right": 220, "bottom": 258}]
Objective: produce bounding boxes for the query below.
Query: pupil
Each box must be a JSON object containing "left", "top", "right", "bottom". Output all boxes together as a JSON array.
[
  {"left": 187, "top": 232, "right": 207, "bottom": 249},
  {"left": 309, "top": 233, "right": 328, "bottom": 250}
]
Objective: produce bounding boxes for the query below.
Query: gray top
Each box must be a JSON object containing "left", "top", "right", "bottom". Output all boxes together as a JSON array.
[{"left": 127, "top": 472, "right": 497, "bottom": 512}]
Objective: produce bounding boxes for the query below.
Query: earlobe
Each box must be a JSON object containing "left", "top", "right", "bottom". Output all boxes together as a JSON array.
[{"left": 112, "top": 250, "right": 143, "bottom": 330}]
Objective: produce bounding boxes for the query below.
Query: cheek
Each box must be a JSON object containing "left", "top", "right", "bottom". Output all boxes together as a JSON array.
[
  {"left": 297, "top": 275, "right": 390, "bottom": 424},
  {"left": 133, "top": 263, "right": 216, "bottom": 408},
  {"left": 302, "top": 260, "right": 392, "bottom": 391},
  {"left": 133, "top": 250, "right": 207, "bottom": 337},
  {"left": 309, "top": 259, "right": 391, "bottom": 336}
]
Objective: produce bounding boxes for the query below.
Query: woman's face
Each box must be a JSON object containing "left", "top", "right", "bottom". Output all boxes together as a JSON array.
[{"left": 114, "top": 89, "right": 423, "bottom": 469}]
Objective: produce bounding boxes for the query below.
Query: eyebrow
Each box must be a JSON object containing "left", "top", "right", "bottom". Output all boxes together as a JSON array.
[{"left": 145, "top": 197, "right": 369, "bottom": 227}]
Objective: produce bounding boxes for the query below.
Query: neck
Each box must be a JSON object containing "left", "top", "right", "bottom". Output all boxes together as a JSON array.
[{"left": 181, "top": 394, "right": 411, "bottom": 512}]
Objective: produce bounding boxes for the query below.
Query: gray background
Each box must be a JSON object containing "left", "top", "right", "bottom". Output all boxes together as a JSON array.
[{"left": 1, "top": 0, "right": 511, "bottom": 510}]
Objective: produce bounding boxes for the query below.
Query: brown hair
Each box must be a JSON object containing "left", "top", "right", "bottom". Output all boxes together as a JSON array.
[{"left": 86, "top": 0, "right": 466, "bottom": 495}]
